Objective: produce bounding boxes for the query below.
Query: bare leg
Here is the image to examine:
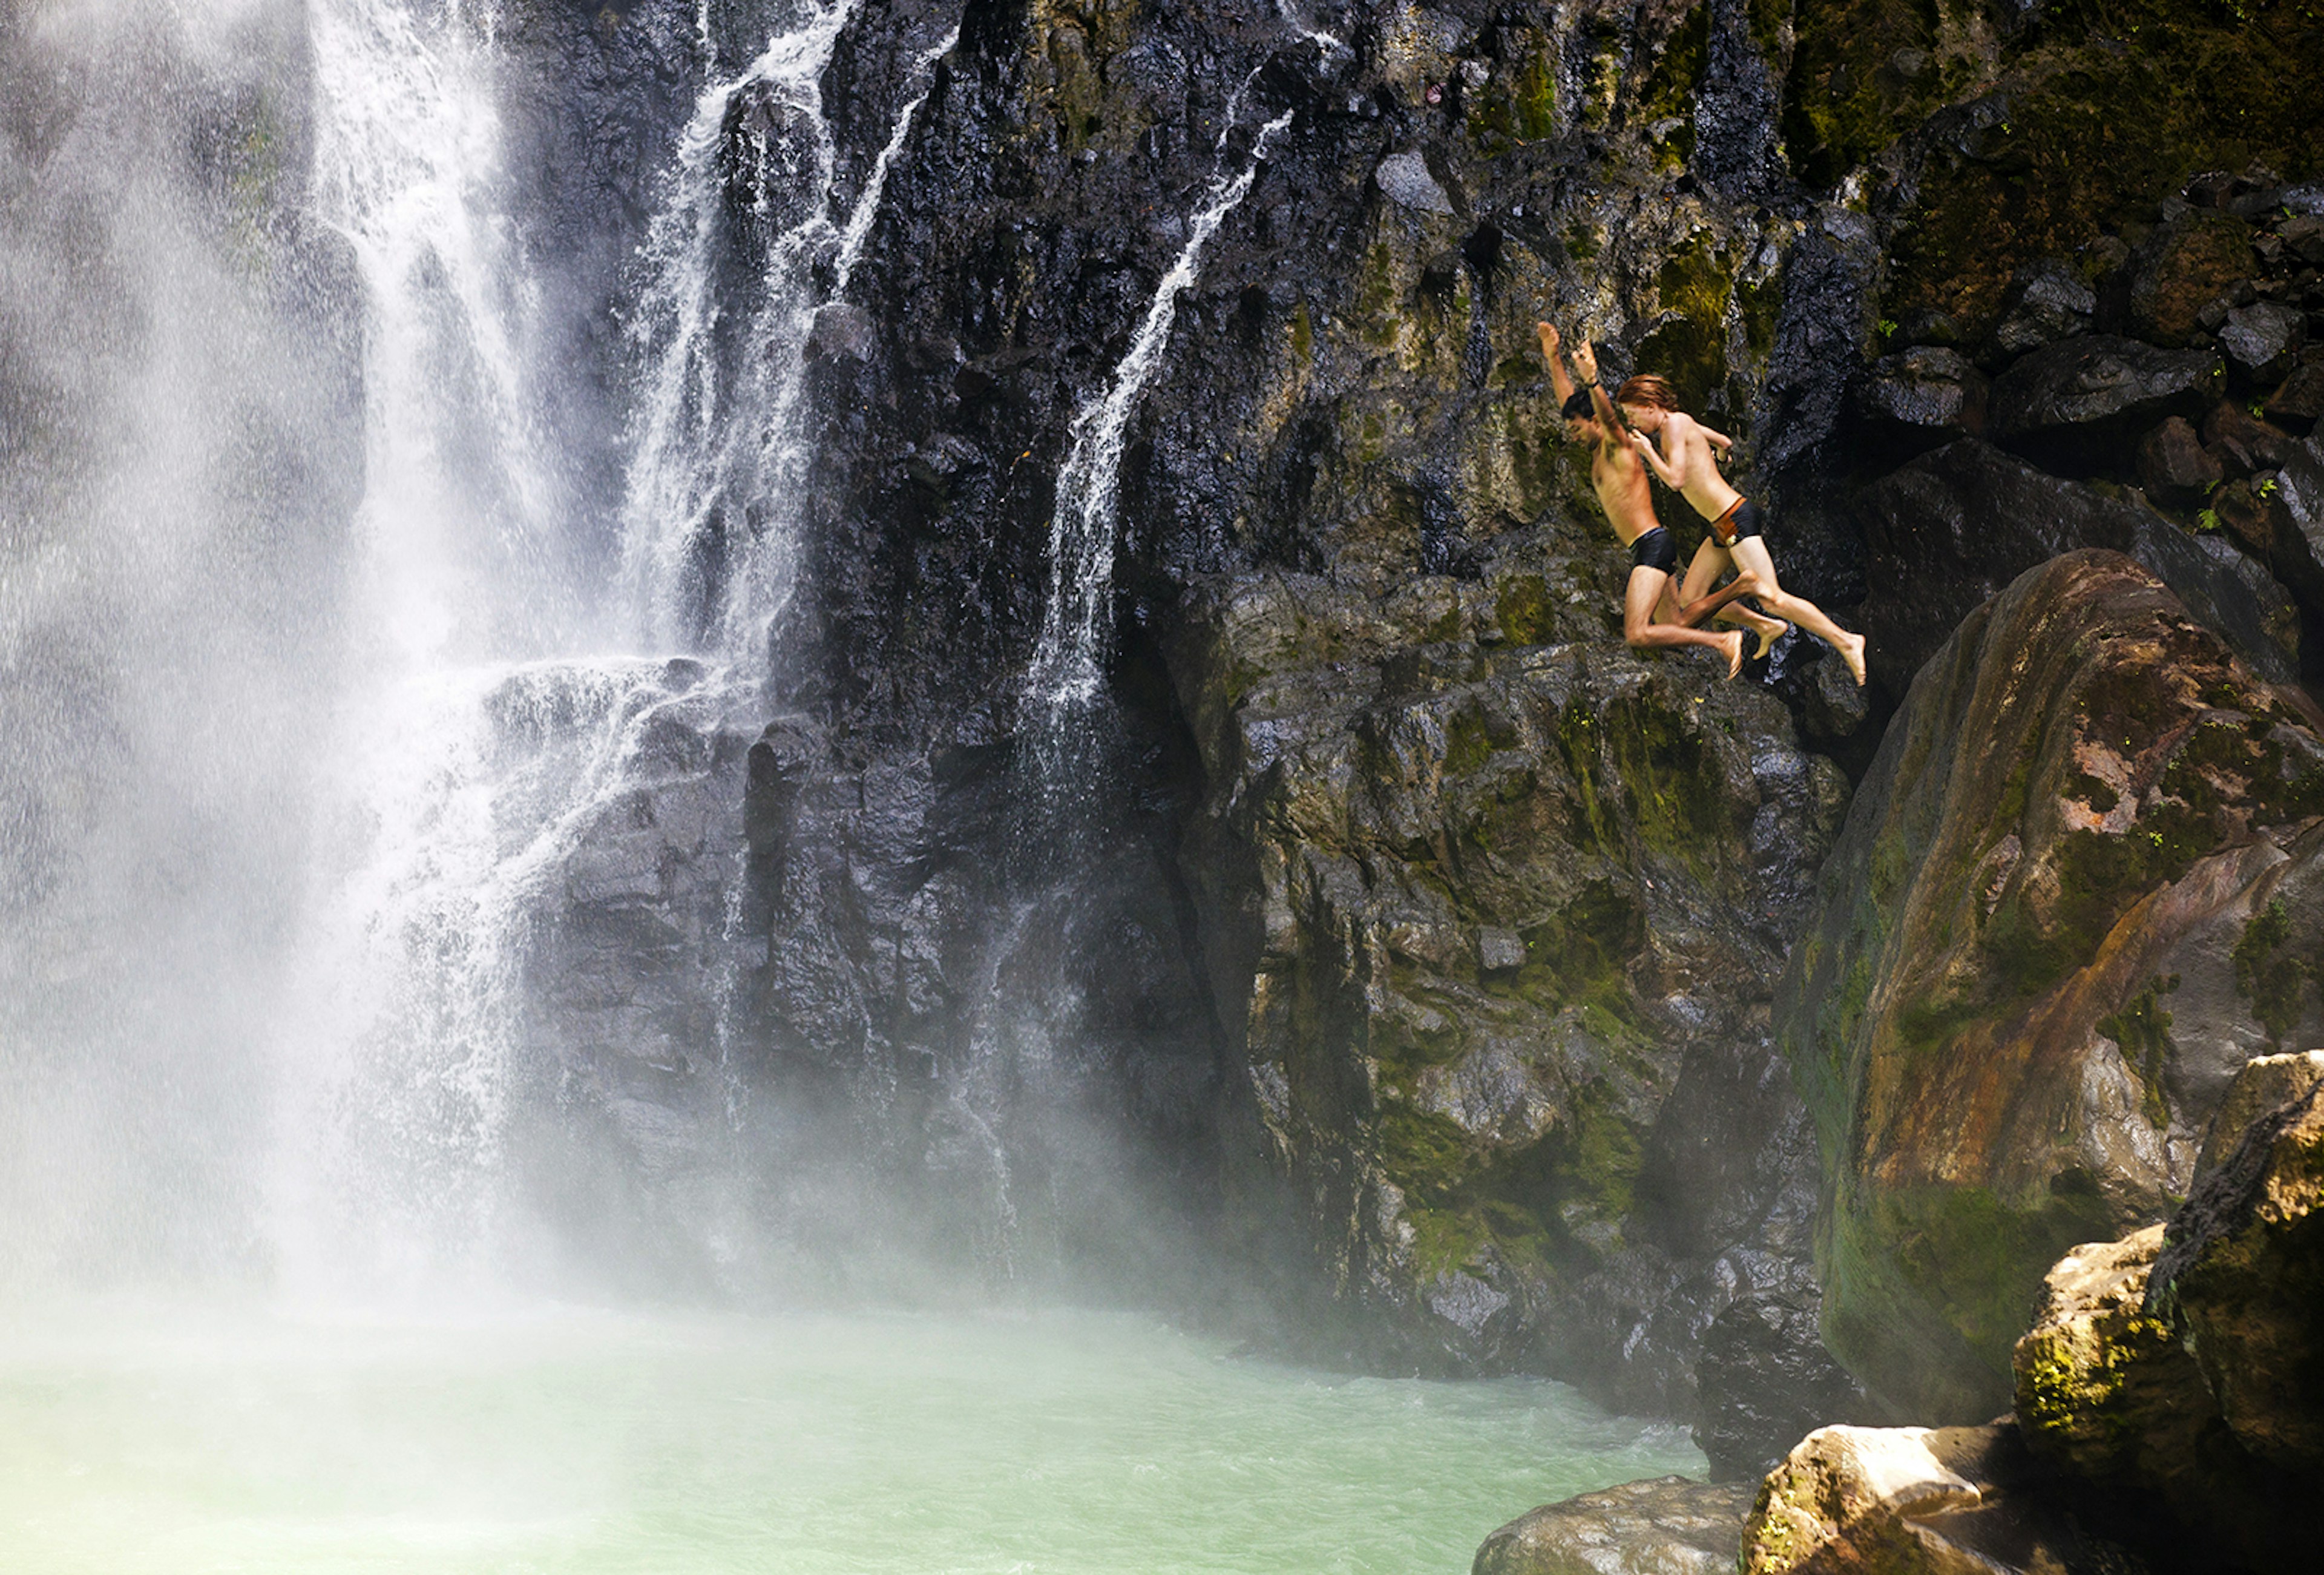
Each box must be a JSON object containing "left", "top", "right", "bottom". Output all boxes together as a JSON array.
[
  {"left": 1675, "top": 539, "right": 1785, "bottom": 653},
  {"left": 1627, "top": 566, "right": 1744, "bottom": 678},
  {"left": 1729, "top": 537, "right": 1866, "bottom": 685}
]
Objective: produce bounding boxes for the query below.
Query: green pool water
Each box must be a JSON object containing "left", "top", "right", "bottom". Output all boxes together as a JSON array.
[{"left": 0, "top": 1301, "right": 1701, "bottom": 1574}]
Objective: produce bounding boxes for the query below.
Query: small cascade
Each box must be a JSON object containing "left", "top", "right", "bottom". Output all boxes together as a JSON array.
[
  {"left": 275, "top": 658, "right": 697, "bottom": 1286},
  {"left": 621, "top": 10, "right": 958, "bottom": 661},
  {"left": 1022, "top": 106, "right": 1297, "bottom": 716}
]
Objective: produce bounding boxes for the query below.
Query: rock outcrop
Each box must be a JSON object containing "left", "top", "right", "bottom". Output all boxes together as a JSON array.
[
  {"left": 1736, "top": 1421, "right": 2142, "bottom": 1575},
  {"left": 1738, "top": 1052, "right": 2324, "bottom": 1574},
  {"left": 1779, "top": 551, "right": 2324, "bottom": 1420},
  {"left": 1167, "top": 557, "right": 1848, "bottom": 1398},
  {"left": 1474, "top": 1475, "right": 1751, "bottom": 1575}
]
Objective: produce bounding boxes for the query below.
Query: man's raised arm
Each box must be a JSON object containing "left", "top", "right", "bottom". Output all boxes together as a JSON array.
[
  {"left": 1537, "top": 320, "right": 1578, "bottom": 405},
  {"left": 1570, "top": 340, "right": 1625, "bottom": 433}
]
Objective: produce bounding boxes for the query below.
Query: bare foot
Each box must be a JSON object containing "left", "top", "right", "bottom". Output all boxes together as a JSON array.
[
  {"left": 1838, "top": 630, "right": 1868, "bottom": 687},
  {"left": 1753, "top": 620, "right": 1789, "bottom": 660},
  {"left": 1721, "top": 630, "right": 1745, "bottom": 680}
]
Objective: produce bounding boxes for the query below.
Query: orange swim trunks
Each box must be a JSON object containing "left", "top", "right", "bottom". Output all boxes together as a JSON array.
[{"left": 1710, "top": 497, "right": 1764, "bottom": 549}]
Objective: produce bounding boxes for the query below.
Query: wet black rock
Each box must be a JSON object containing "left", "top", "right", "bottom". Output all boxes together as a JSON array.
[
  {"left": 1695, "top": 1292, "right": 1876, "bottom": 1482},
  {"left": 2221, "top": 300, "right": 2307, "bottom": 384},
  {"left": 1987, "top": 335, "right": 2223, "bottom": 477},
  {"left": 2270, "top": 360, "right": 2324, "bottom": 433},
  {"left": 1984, "top": 258, "right": 2094, "bottom": 365},
  {"left": 1852, "top": 347, "right": 1988, "bottom": 461},
  {"left": 2204, "top": 398, "right": 2300, "bottom": 477},
  {"left": 2135, "top": 415, "right": 2220, "bottom": 506},
  {"left": 1855, "top": 438, "right": 2299, "bottom": 697}
]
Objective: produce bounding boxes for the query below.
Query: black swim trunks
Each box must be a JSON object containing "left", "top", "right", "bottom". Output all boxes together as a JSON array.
[
  {"left": 1710, "top": 496, "right": 1765, "bottom": 548},
  {"left": 1629, "top": 525, "right": 1678, "bottom": 574}
]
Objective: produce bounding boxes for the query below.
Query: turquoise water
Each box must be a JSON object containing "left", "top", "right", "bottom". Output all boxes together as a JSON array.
[{"left": 0, "top": 1303, "right": 1701, "bottom": 1574}]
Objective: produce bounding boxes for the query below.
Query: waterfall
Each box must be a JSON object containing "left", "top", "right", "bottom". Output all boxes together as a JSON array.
[
  {"left": 1023, "top": 107, "right": 1296, "bottom": 714},
  {"left": 620, "top": 9, "right": 958, "bottom": 662},
  {"left": 269, "top": 0, "right": 960, "bottom": 1290},
  {"left": 307, "top": 0, "right": 565, "bottom": 663}
]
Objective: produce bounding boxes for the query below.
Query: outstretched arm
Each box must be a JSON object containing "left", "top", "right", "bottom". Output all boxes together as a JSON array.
[
  {"left": 1538, "top": 321, "right": 1577, "bottom": 405},
  {"left": 1570, "top": 340, "right": 1625, "bottom": 432},
  {"left": 1630, "top": 429, "right": 1685, "bottom": 487}
]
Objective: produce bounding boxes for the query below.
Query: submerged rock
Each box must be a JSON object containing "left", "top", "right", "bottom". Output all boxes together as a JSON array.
[
  {"left": 1474, "top": 1476, "right": 1751, "bottom": 1575},
  {"left": 1779, "top": 551, "right": 2324, "bottom": 1421}
]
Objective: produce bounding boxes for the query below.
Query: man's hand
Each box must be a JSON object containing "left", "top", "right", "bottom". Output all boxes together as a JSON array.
[
  {"left": 1571, "top": 340, "right": 1599, "bottom": 383},
  {"left": 1536, "top": 320, "right": 1561, "bottom": 359}
]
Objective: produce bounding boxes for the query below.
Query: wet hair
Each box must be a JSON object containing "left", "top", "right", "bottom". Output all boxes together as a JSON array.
[
  {"left": 1615, "top": 373, "right": 1677, "bottom": 411},
  {"left": 1561, "top": 390, "right": 1594, "bottom": 421}
]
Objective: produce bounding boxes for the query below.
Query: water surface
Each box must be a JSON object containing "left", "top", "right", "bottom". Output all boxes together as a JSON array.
[{"left": 0, "top": 1303, "right": 1701, "bottom": 1574}]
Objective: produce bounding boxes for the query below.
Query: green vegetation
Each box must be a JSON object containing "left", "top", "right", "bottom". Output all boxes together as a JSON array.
[
  {"left": 2233, "top": 899, "right": 2310, "bottom": 1047},
  {"left": 1635, "top": 233, "right": 1735, "bottom": 413},
  {"left": 2098, "top": 974, "right": 2179, "bottom": 1128},
  {"left": 1882, "top": 0, "right": 2324, "bottom": 334}
]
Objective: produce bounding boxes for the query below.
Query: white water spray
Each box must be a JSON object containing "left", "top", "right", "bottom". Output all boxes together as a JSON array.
[
  {"left": 1025, "top": 108, "right": 1296, "bottom": 712},
  {"left": 307, "top": 0, "right": 561, "bottom": 665}
]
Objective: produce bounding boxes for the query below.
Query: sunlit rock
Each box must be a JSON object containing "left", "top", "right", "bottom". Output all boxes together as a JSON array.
[{"left": 1779, "top": 550, "right": 2324, "bottom": 1420}]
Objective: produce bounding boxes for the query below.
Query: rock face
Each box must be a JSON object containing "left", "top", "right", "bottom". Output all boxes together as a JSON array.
[
  {"left": 1474, "top": 1476, "right": 1751, "bottom": 1575},
  {"left": 1854, "top": 439, "right": 2301, "bottom": 699},
  {"left": 1167, "top": 561, "right": 1848, "bottom": 1395},
  {"left": 1778, "top": 551, "right": 2324, "bottom": 1421},
  {"left": 1986, "top": 335, "right": 2222, "bottom": 477},
  {"left": 2006, "top": 1056, "right": 2324, "bottom": 1570}
]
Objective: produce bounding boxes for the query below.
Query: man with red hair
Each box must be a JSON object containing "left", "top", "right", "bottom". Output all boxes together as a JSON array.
[{"left": 1618, "top": 373, "right": 1867, "bottom": 686}]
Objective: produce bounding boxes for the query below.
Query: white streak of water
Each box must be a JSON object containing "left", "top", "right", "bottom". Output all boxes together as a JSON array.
[
  {"left": 1025, "top": 108, "right": 1296, "bottom": 713},
  {"left": 620, "top": 10, "right": 957, "bottom": 662}
]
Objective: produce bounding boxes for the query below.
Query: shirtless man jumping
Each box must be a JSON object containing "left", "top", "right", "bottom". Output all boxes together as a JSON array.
[
  {"left": 1539, "top": 321, "right": 1753, "bottom": 677},
  {"left": 1618, "top": 376, "right": 1868, "bottom": 686}
]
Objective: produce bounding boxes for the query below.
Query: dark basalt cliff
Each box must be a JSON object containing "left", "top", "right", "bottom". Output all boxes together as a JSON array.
[{"left": 464, "top": 0, "right": 2324, "bottom": 1461}]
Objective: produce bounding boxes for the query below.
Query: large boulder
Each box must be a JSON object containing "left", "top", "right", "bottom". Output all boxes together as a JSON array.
[
  {"left": 1169, "top": 552, "right": 1850, "bottom": 1399},
  {"left": 1474, "top": 1476, "right": 1751, "bottom": 1575},
  {"left": 1852, "top": 348, "right": 1989, "bottom": 462},
  {"left": 1987, "top": 336, "right": 2223, "bottom": 476},
  {"left": 1778, "top": 551, "right": 2324, "bottom": 1421}
]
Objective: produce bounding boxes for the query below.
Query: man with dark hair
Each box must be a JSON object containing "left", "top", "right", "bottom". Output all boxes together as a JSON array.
[
  {"left": 1538, "top": 321, "right": 1757, "bottom": 677},
  {"left": 1618, "top": 375, "right": 1867, "bottom": 686}
]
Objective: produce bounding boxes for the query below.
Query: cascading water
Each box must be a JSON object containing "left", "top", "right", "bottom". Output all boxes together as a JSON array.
[
  {"left": 272, "top": 0, "right": 967, "bottom": 1291},
  {"left": 621, "top": 7, "right": 958, "bottom": 662}
]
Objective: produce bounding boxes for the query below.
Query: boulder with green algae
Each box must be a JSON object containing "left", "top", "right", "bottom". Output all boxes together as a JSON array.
[
  {"left": 2006, "top": 1058, "right": 2324, "bottom": 1570},
  {"left": 1777, "top": 550, "right": 2324, "bottom": 1422},
  {"left": 1735, "top": 1422, "right": 2133, "bottom": 1575},
  {"left": 1166, "top": 545, "right": 1851, "bottom": 1401}
]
